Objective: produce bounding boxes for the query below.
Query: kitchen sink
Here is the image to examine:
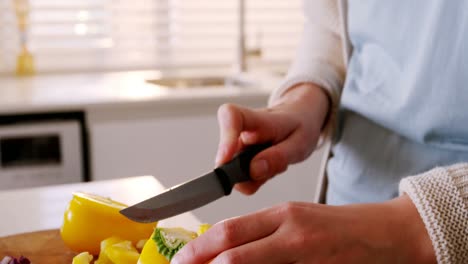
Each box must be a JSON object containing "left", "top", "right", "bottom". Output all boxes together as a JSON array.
[
  {"left": 147, "top": 76, "right": 226, "bottom": 89},
  {"left": 147, "top": 75, "right": 258, "bottom": 89}
]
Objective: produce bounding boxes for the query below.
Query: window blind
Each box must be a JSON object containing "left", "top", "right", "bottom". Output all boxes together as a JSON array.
[{"left": 0, "top": 0, "right": 303, "bottom": 74}]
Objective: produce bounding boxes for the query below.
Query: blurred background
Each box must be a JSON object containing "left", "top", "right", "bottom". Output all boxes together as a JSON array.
[
  {"left": 0, "top": 0, "right": 303, "bottom": 75},
  {"left": 0, "top": 0, "right": 326, "bottom": 224}
]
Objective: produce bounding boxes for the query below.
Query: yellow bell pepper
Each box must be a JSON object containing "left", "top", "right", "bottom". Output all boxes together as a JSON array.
[
  {"left": 105, "top": 240, "right": 140, "bottom": 264},
  {"left": 138, "top": 224, "right": 210, "bottom": 264},
  {"left": 60, "top": 192, "right": 155, "bottom": 255},
  {"left": 197, "top": 223, "right": 212, "bottom": 236},
  {"left": 138, "top": 235, "right": 169, "bottom": 264},
  {"left": 72, "top": 252, "right": 93, "bottom": 264},
  {"left": 95, "top": 236, "right": 125, "bottom": 264}
]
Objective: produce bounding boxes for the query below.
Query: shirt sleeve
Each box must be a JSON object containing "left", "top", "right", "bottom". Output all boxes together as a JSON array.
[
  {"left": 399, "top": 163, "right": 468, "bottom": 264},
  {"left": 268, "top": 0, "right": 346, "bottom": 111}
]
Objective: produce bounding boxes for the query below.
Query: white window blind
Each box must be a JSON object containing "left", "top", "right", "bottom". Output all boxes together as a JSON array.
[{"left": 0, "top": 0, "right": 303, "bottom": 74}]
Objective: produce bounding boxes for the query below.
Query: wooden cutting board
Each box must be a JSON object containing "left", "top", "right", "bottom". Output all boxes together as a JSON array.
[{"left": 0, "top": 230, "right": 76, "bottom": 264}]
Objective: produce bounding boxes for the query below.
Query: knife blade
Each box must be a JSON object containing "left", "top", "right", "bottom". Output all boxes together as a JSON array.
[{"left": 120, "top": 143, "right": 270, "bottom": 223}]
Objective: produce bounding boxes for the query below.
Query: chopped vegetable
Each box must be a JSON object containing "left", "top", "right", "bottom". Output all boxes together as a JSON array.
[
  {"left": 0, "top": 256, "right": 30, "bottom": 264},
  {"left": 136, "top": 239, "right": 147, "bottom": 252},
  {"left": 72, "top": 252, "right": 93, "bottom": 264},
  {"left": 0, "top": 256, "right": 11, "bottom": 264},
  {"left": 138, "top": 224, "right": 210, "bottom": 264},
  {"left": 95, "top": 236, "right": 125, "bottom": 264},
  {"left": 105, "top": 241, "right": 140, "bottom": 264},
  {"left": 137, "top": 233, "right": 169, "bottom": 264},
  {"left": 197, "top": 223, "right": 212, "bottom": 236},
  {"left": 60, "top": 192, "right": 155, "bottom": 255},
  {"left": 153, "top": 227, "right": 198, "bottom": 261}
]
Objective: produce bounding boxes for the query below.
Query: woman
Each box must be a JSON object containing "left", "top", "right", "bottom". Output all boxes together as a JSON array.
[{"left": 173, "top": 1, "right": 467, "bottom": 263}]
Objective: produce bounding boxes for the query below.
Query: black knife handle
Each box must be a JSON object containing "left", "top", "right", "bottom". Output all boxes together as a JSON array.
[{"left": 215, "top": 143, "right": 271, "bottom": 195}]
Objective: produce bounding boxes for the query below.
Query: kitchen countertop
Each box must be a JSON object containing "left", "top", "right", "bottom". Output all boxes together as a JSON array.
[
  {"left": 0, "top": 176, "right": 201, "bottom": 237},
  {"left": 0, "top": 70, "right": 279, "bottom": 115}
]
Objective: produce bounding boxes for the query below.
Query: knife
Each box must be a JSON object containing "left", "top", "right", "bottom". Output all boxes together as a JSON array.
[{"left": 120, "top": 143, "right": 270, "bottom": 223}]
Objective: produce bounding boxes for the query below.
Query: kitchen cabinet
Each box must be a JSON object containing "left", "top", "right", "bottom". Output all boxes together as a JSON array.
[
  {"left": 0, "top": 70, "right": 328, "bottom": 224},
  {"left": 88, "top": 96, "right": 327, "bottom": 224}
]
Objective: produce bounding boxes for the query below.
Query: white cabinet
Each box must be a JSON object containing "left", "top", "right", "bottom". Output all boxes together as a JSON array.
[
  {"left": 88, "top": 96, "right": 326, "bottom": 223},
  {"left": 90, "top": 114, "right": 220, "bottom": 184}
]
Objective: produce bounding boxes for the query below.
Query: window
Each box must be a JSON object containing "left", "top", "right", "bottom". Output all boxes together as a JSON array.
[{"left": 0, "top": 0, "right": 303, "bottom": 74}]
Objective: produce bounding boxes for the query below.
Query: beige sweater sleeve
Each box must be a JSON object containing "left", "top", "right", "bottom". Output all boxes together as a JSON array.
[
  {"left": 400, "top": 163, "right": 468, "bottom": 263},
  {"left": 268, "top": 0, "right": 346, "bottom": 110}
]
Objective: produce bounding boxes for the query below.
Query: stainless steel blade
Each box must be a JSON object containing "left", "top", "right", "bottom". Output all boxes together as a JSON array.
[{"left": 120, "top": 171, "right": 225, "bottom": 223}]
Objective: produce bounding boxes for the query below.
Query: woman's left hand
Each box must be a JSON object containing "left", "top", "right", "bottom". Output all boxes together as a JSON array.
[{"left": 171, "top": 195, "right": 436, "bottom": 264}]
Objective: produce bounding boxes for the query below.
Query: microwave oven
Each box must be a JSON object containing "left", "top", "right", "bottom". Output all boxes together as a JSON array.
[{"left": 0, "top": 120, "right": 85, "bottom": 190}]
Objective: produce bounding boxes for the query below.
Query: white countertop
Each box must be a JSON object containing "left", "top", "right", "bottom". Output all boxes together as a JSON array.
[
  {"left": 0, "top": 176, "right": 201, "bottom": 237},
  {"left": 0, "top": 70, "right": 278, "bottom": 115}
]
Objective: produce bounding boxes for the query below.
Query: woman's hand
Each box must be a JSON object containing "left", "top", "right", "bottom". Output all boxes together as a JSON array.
[
  {"left": 216, "top": 83, "right": 330, "bottom": 195},
  {"left": 172, "top": 195, "right": 436, "bottom": 264}
]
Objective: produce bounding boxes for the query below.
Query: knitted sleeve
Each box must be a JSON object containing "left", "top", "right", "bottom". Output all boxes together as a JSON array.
[
  {"left": 399, "top": 163, "right": 468, "bottom": 264},
  {"left": 268, "top": 0, "right": 346, "bottom": 109}
]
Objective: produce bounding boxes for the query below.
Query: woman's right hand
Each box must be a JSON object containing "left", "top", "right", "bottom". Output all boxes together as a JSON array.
[{"left": 215, "top": 83, "right": 331, "bottom": 195}]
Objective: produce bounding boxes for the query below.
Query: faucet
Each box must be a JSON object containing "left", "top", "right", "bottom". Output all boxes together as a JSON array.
[
  {"left": 228, "top": 0, "right": 263, "bottom": 88},
  {"left": 234, "top": 0, "right": 247, "bottom": 74},
  {"left": 234, "top": 0, "right": 262, "bottom": 75}
]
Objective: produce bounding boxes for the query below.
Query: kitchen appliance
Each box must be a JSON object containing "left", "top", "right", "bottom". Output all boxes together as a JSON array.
[
  {"left": 120, "top": 144, "right": 270, "bottom": 223},
  {"left": 0, "top": 117, "right": 86, "bottom": 190}
]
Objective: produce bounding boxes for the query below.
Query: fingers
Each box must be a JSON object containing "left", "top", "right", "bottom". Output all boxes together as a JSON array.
[
  {"left": 172, "top": 207, "right": 282, "bottom": 264},
  {"left": 215, "top": 103, "right": 316, "bottom": 189},
  {"left": 215, "top": 104, "right": 244, "bottom": 166},
  {"left": 249, "top": 129, "right": 315, "bottom": 181},
  {"left": 209, "top": 232, "right": 294, "bottom": 264},
  {"left": 215, "top": 104, "right": 297, "bottom": 166},
  {"left": 216, "top": 104, "right": 269, "bottom": 166},
  {"left": 234, "top": 179, "right": 267, "bottom": 195}
]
